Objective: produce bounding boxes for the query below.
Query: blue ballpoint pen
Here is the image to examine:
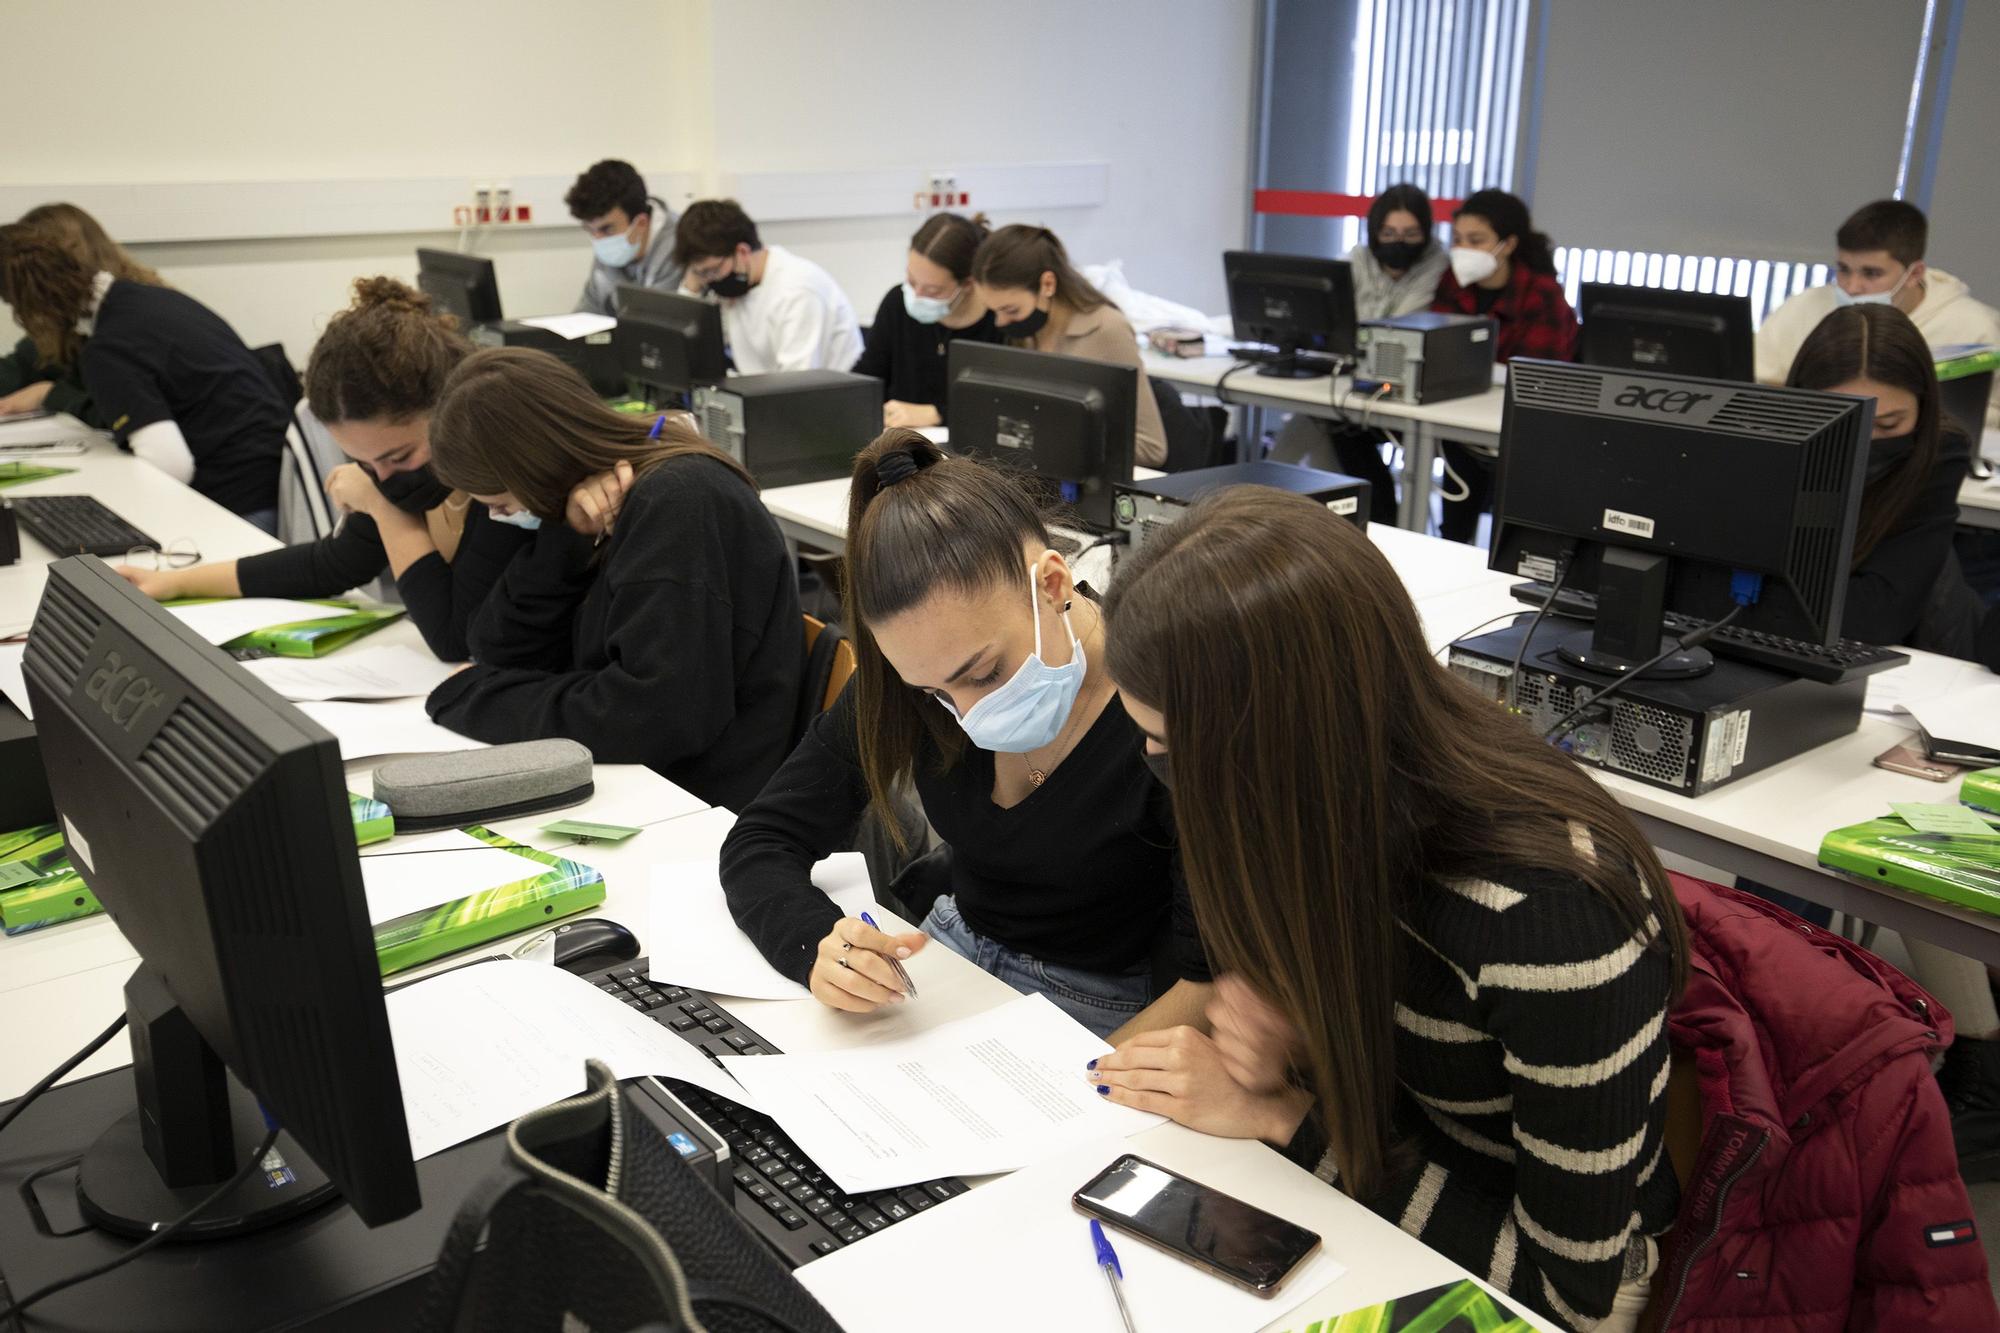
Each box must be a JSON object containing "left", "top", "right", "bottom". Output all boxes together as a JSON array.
[
  {"left": 858, "top": 910, "right": 918, "bottom": 998},
  {"left": 648, "top": 413, "right": 667, "bottom": 440},
  {"left": 1090, "top": 1220, "right": 1139, "bottom": 1332}
]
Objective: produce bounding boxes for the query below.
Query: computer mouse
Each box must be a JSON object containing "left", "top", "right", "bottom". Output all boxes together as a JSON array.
[
  {"left": 1971, "top": 456, "right": 1994, "bottom": 482},
  {"left": 541, "top": 918, "right": 641, "bottom": 974}
]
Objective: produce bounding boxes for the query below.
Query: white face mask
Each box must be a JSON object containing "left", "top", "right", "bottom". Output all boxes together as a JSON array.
[
  {"left": 489, "top": 508, "right": 542, "bottom": 530},
  {"left": 1832, "top": 266, "right": 1913, "bottom": 308},
  {"left": 902, "top": 283, "right": 959, "bottom": 325},
  {"left": 1449, "top": 245, "right": 1500, "bottom": 286},
  {"left": 934, "top": 561, "right": 1087, "bottom": 753},
  {"left": 592, "top": 222, "right": 641, "bottom": 269}
]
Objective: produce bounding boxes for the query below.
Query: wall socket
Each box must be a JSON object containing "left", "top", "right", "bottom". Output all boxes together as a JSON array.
[
  {"left": 464, "top": 180, "right": 529, "bottom": 227},
  {"left": 913, "top": 171, "right": 970, "bottom": 212}
]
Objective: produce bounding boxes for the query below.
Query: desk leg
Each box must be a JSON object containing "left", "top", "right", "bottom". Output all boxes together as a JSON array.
[{"left": 1397, "top": 423, "right": 1437, "bottom": 533}]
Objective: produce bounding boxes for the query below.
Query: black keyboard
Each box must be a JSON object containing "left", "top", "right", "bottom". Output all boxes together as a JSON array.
[
  {"left": 585, "top": 960, "right": 969, "bottom": 1267},
  {"left": 1508, "top": 582, "right": 1908, "bottom": 685},
  {"left": 12, "top": 494, "right": 158, "bottom": 558}
]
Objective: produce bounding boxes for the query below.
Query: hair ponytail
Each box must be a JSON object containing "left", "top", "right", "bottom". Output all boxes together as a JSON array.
[
  {"left": 304, "top": 275, "right": 472, "bottom": 424},
  {"left": 909, "top": 212, "right": 991, "bottom": 283}
]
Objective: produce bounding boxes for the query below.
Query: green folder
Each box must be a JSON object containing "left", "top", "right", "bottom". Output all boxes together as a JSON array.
[
  {"left": 1281, "top": 1278, "right": 1531, "bottom": 1333},
  {"left": 369, "top": 825, "right": 605, "bottom": 976},
  {"left": 165, "top": 596, "right": 406, "bottom": 658},
  {"left": 1819, "top": 812, "right": 2000, "bottom": 918},
  {"left": 1962, "top": 768, "right": 2000, "bottom": 816},
  {"left": 1935, "top": 344, "right": 2000, "bottom": 383}
]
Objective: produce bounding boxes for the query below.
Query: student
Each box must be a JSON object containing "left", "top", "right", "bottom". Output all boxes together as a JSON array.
[
  {"left": 1091, "top": 487, "right": 1683, "bottom": 1331},
  {"left": 1430, "top": 189, "right": 1577, "bottom": 542},
  {"left": 0, "top": 203, "right": 163, "bottom": 424},
  {"left": 1271, "top": 183, "right": 1448, "bottom": 521},
  {"left": 566, "top": 159, "right": 684, "bottom": 318},
  {"left": 114, "top": 277, "right": 530, "bottom": 662},
  {"left": 422, "top": 347, "right": 801, "bottom": 811},
  {"left": 672, "top": 199, "right": 862, "bottom": 374},
  {"left": 719, "top": 429, "right": 1211, "bottom": 1040},
  {"left": 0, "top": 221, "right": 284, "bottom": 530},
  {"left": 1758, "top": 199, "right": 2000, "bottom": 430},
  {"left": 969, "top": 224, "right": 1168, "bottom": 469},
  {"left": 852, "top": 213, "right": 1001, "bottom": 428}
]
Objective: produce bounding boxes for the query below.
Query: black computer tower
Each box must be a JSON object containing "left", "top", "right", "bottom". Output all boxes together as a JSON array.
[
  {"left": 474, "top": 321, "right": 626, "bottom": 398},
  {"left": 1355, "top": 312, "right": 1496, "bottom": 404},
  {"left": 1111, "top": 460, "right": 1371, "bottom": 565},
  {"left": 693, "top": 371, "right": 881, "bottom": 488}
]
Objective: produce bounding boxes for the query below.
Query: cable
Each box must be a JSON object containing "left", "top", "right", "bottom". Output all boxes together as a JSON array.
[
  {"left": 1543, "top": 603, "right": 1748, "bottom": 745},
  {"left": 1436, "top": 455, "right": 1472, "bottom": 504},
  {"left": 1506, "top": 548, "right": 1575, "bottom": 712},
  {"left": 1073, "top": 530, "right": 1130, "bottom": 559},
  {"left": 0, "top": 1013, "right": 128, "bottom": 1143},
  {"left": 1211, "top": 360, "right": 1257, "bottom": 407},
  {"left": 0, "top": 1125, "right": 281, "bottom": 1326}
]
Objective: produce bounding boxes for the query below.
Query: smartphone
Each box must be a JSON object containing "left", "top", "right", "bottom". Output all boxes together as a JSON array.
[
  {"left": 1875, "top": 741, "right": 1964, "bottom": 782},
  {"left": 1072, "top": 1154, "right": 1321, "bottom": 1298}
]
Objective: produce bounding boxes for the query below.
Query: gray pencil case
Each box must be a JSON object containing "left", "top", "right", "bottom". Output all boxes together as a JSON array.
[{"left": 373, "top": 739, "right": 595, "bottom": 831}]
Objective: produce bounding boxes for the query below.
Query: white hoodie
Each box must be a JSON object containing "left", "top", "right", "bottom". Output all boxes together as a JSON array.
[{"left": 1756, "top": 267, "right": 2000, "bottom": 429}]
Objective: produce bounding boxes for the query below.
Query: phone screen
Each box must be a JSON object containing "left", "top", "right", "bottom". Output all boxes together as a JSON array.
[{"left": 1073, "top": 1155, "right": 1320, "bottom": 1293}]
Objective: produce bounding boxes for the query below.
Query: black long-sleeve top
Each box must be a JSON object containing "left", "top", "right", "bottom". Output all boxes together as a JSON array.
[
  {"left": 236, "top": 504, "right": 529, "bottom": 661},
  {"left": 720, "top": 681, "right": 1210, "bottom": 988},
  {"left": 424, "top": 455, "right": 802, "bottom": 812},
  {"left": 850, "top": 286, "right": 1001, "bottom": 407},
  {"left": 1843, "top": 430, "right": 1971, "bottom": 646}
]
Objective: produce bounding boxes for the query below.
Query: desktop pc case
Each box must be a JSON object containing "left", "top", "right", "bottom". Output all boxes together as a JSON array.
[
  {"left": 1355, "top": 312, "right": 1495, "bottom": 404},
  {"left": 694, "top": 370, "right": 880, "bottom": 488},
  {"left": 1111, "top": 461, "right": 1370, "bottom": 564},
  {"left": 474, "top": 321, "right": 626, "bottom": 398},
  {"left": 1448, "top": 613, "right": 1865, "bottom": 796}
]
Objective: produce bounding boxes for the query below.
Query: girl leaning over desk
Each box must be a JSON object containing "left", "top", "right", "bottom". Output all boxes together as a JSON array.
[
  {"left": 1089, "top": 488, "right": 1685, "bottom": 1331},
  {"left": 719, "top": 429, "right": 1211, "bottom": 1041},
  {"left": 115, "top": 277, "right": 532, "bottom": 662}
]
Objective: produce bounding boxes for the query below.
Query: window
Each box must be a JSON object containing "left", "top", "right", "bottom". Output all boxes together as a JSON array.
[{"left": 1555, "top": 249, "right": 1831, "bottom": 328}]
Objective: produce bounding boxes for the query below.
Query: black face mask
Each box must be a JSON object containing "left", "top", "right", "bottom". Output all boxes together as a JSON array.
[
  {"left": 706, "top": 270, "right": 752, "bottom": 300},
  {"left": 1002, "top": 305, "right": 1050, "bottom": 340},
  {"left": 1370, "top": 239, "right": 1425, "bottom": 273},
  {"left": 376, "top": 466, "right": 453, "bottom": 515},
  {"left": 1866, "top": 434, "right": 1918, "bottom": 484},
  {"left": 1144, "top": 749, "right": 1172, "bottom": 791}
]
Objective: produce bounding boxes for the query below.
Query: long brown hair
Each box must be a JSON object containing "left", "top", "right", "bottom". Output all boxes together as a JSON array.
[
  {"left": 1103, "top": 488, "right": 1687, "bottom": 1202},
  {"left": 845, "top": 428, "right": 1054, "bottom": 841},
  {"left": 20, "top": 203, "right": 164, "bottom": 287},
  {"left": 426, "top": 347, "right": 752, "bottom": 517},
  {"left": 0, "top": 222, "right": 95, "bottom": 366},
  {"left": 1786, "top": 303, "right": 1954, "bottom": 566},
  {"left": 970, "top": 224, "right": 1114, "bottom": 318},
  {"left": 305, "top": 276, "right": 471, "bottom": 424}
]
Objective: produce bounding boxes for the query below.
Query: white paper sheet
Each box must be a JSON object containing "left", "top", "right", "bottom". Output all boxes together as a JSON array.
[
  {"left": 297, "top": 697, "right": 486, "bottom": 759},
  {"left": 386, "top": 960, "right": 764, "bottom": 1160},
  {"left": 241, "top": 643, "right": 458, "bottom": 701},
  {"left": 1904, "top": 678, "right": 2000, "bottom": 752},
  {"left": 167, "top": 598, "right": 351, "bottom": 645},
  {"left": 359, "top": 831, "right": 544, "bottom": 924},
  {"left": 517, "top": 312, "right": 617, "bottom": 340},
  {"left": 796, "top": 1137, "right": 1347, "bottom": 1333},
  {"left": 1863, "top": 654, "right": 1993, "bottom": 716},
  {"left": 721, "top": 993, "right": 1165, "bottom": 1194},
  {"left": 647, "top": 853, "right": 876, "bottom": 1000},
  {"left": 0, "top": 642, "right": 30, "bottom": 720}
]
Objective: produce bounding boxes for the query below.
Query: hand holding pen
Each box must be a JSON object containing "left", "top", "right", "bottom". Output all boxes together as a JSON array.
[{"left": 807, "top": 912, "right": 927, "bottom": 1013}]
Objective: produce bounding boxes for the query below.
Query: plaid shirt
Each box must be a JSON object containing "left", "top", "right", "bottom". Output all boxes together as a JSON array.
[{"left": 1432, "top": 262, "right": 1579, "bottom": 363}]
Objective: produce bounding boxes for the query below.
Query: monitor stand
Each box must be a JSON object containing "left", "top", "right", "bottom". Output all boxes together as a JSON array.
[
  {"left": 1552, "top": 547, "right": 1715, "bottom": 680},
  {"left": 1248, "top": 342, "right": 1338, "bottom": 378},
  {"left": 75, "top": 965, "right": 333, "bottom": 1239}
]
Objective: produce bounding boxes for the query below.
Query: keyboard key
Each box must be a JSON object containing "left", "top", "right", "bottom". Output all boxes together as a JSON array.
[
  {"left": 809, "top": 1239, "right": 839, "bottom": 1256},
  {"left": 804, "top": 1196, "right": 835, "bottom": 1216},
  {"left": 687, "top": 1008, "right": 715, "bottom": 1022},
  {"left": 777, "top": 1209, "right": 808, "bottom": 1231},
  {"left": 922, "top": 1181, "right": 958, "bottom": 1202},
  {"left": 702, "top": 1018, "right": 731, "bottom": 1034},
  {"left": 747, "top": 1182, "right": 774, "bottom": 1201},
  {"left": 836, "top": 1223, "right": 867, "bottom": 1244},
  {"left": 742, "top": 1145, "right": 770, "bottom": 1164},
  {"left": 663, "top": 987, "right": 690, "bottom": 1002},
  {"left": 724, "top": 1035, "right": 754, "bottom": 1052},
  {"left": 852, "top": 1207, "right": 889, "bottom": 1232},
  {"left": 770, "top": 1169, "right": 801, "bottom": 1191},
  {"left": 731, "top": 1168, "right": 760, "bottom": 1191},
  {"left": 757, "top": 1157, "right": 788, "bottom": 1180},
  {"left": 786, "top": 1182, "right": 817, "bottom": 1203},
  {"left": 873, "top": 1195, "right": 912, "bottom": 1222},
  {"left": 666, "top": 1014, "right": 699, "bottom": 1032},
  {"left": 899, "top": 1188, "right": 934, "bottom": 1212}
]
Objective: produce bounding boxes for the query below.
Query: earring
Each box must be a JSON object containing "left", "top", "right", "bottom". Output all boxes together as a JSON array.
[{"left": 1062, "top": 599, "right": 1073, "bottom": 612}]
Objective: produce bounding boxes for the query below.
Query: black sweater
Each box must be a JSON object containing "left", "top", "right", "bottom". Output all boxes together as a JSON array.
[
  {"left": 721, "top": 682, "right": 1209, "bottom": 988},
  {"left": 851, "top": 286, "right": 1001, "bottom": 407},
  {"left": 237, "top": 504, "right": 530, "bottom": 661},
  {"left": 1843, "top": 430, "right": 1971, "bottom": 646},
  {"left": 425, "top": 455, "right": 802, "bottom": 811}
]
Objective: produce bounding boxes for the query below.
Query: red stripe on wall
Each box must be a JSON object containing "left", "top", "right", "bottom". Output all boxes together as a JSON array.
[{"left": 1254, "top": 189, "right": 1464, "bottom": 218}]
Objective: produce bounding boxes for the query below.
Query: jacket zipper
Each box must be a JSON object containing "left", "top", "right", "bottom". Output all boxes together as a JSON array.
[{"left": 1658, "top": 1134, "right": 1767, "bottom": 1327}]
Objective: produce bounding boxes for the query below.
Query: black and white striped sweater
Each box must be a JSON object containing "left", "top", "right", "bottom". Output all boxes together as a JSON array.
[{"left": 1284, "top": 840, "right": 1679, "bottom": 1331}]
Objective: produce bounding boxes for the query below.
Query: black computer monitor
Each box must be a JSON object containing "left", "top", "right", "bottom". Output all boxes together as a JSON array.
[
  {"left": 615, "top": 284, "right": 727, "bottom": 400},
  {"left": 416, "top": 248, "right": 502, "bottom": 326},
  {"left": 1222, "top": 251, "right": 1357, "bottom": 378},
  {"left": 19, "top": 557, "right": 419, "bottom": 1239},
  {"left": 946, "top": 342, "right": 1138, "bottom": 531},
  {"left": 1492, "top": 359, "right": 1873, "bottom": 675},
  {"left": 1579, "top": 283, "right": 1754, "bottom": 382}
]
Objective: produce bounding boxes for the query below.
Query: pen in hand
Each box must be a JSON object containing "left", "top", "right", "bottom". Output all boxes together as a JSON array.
[
  {"left": 1091, "top": 1220, "right": 1139, "bottom": 1332},
  {"left": 858, "top": 911, "right": 918, "bottom": 999}
]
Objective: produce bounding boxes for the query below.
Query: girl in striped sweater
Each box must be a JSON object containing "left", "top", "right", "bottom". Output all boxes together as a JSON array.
[{"left": 1092, "top": 487, "right": 1691, "bottom": 1332}]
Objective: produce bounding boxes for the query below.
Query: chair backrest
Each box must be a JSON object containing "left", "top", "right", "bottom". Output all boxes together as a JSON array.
[
  {"left": 1153, "top": 377, "right": 1227, "bottom": 472},
  {"left": 275, "top": 399, "right": 339, "bottom": 544},
  {"left": 796, "top": 615, "right": 857, "bottom": 742}
]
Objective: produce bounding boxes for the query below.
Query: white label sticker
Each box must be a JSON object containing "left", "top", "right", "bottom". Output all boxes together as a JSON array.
[
  {"left": 1517, "top": 553, "right": 1558, "bottom": 583},
  {"left": 1470, "top": 327, "right": 1491, "bottom": 342},
  {"left": 1603, "top": 508, "right": 1657, "bottom": 539},
  {"left": 63, "top": 814, "right": 94, "bottom": 873},
  {"left": 1327, "top": 497, "right": 1359, "bottom": 516},
  {"left": 1730, "top": 709, "right": 1751, "bottom": 766}
]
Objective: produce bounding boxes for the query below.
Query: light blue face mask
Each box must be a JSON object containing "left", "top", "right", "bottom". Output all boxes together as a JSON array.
[
  {"left": 1832, "top": 265, "right": 1912, "bottom": 308},
  {"left": 489, "top": 508, "right": 543, "bottom": 530},
  {"left": 902, "top": 282, "right": 958, "bottom": 325},
  {"left": 592, "top": 225, "right": 640, "bottom": 269},
  {"left": 936, "top": 562, "right": 1086, "bottom": 753}
]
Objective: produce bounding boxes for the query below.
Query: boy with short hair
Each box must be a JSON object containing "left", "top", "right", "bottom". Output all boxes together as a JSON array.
[
  {"left": 673, "top": 200, "right": 862, "bottom": 374},
  {"left": 565, "top": 159, "right": 682, "bottom": 317}
]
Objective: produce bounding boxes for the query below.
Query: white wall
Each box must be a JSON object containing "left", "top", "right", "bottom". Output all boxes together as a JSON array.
[
  {"left": 1926, "top": 0, "right": 2000, "bottom": 301},
  {"left": 6, "top": 0, "right": 1253, "bottom": 366}
]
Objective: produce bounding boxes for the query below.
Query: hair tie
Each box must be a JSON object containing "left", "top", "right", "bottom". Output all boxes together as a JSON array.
[{"left": 874, "top": 449, "right": 927, "bottom": 489}]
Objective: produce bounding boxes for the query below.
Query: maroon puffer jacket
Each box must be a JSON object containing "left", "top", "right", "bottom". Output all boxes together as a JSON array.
[{"left": 1656, "top": 875, "right": 1998, "bottom": 1330}]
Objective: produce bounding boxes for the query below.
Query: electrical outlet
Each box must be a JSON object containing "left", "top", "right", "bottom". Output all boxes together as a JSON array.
[
  {"left": 495, "top": 182, "right": 513, "bottom": 223},
  {"left": 473, "top": 182, "right": 493, "bottom": 225},
  {"left": 453, "top": 205, "right": 473, "bottom": 228}
]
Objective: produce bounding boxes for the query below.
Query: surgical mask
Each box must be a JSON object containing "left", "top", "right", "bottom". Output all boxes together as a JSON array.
[
  {"left": 1449, "top": 246, "right": 1500, "bottom": 287},
  {"left": 1144, "top": 750, "right": 1172, "bottom": 790},
  {"left": 376, "top": 467, "right": 452, "bottom": 515},
  {"left": 1001, "top": 304, "right": 1049, "bottom": 340},
  {"left": 489, "top": 508, "right": 543, "bottom": 530},
  {"left": 902, "top": 283, "right": 958, "bottom": 324},
  {"left": 706, "top": 269, "right": 752, "bottom": 300},
  {"left": 935, "top": 563, "right": 1086, "bottom": 753},
  {"left": 1371, "top": 239, "right": 1425, "bottom": 273},
  {"left": 592, "top": 227, "right": 640, "bottom": 269},
  {"left": 1833, "top": 267, "right": 1913, "bottom": 308},
  {"left": 1865, "top": 434, "right": 1917, "bottom": 484}
]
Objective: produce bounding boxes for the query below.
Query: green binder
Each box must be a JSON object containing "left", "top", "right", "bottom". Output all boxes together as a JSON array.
[
  {"left": 368, "top": 825, "right": 605, "bottom": 976},
  {"left": 1962, "top": 768, "right": 2000, "bottom": 816},
  {"left": 1818, "top": 812, "right": 2000, "bottom": 918},
  {"left": 1935, "top": 343, "right": 2000, "bottom": 383},
  {"left": 166, "top": 597, "right": 406, "bottom": 658}
]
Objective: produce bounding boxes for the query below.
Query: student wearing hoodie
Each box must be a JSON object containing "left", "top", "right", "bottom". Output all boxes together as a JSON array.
[
  {"left": 1757, "top": 200, "right": 2000, "bottom": 430},
  {"left": 566, "top": 159, "right": 684, "bottom": 318}
]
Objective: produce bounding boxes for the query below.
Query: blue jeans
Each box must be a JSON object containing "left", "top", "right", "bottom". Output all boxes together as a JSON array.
[{"left": 920, "top": 895, "right": 1152, "bottom": 1040}]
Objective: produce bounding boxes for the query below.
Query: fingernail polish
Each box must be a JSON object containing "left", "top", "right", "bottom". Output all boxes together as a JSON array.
[
  {"left": 1095, "top": 1084, "right": 1109, "bottom": 1096},
  {"left": 1086, "top": 1058, "right": 1098, "bottom": 1071}
]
